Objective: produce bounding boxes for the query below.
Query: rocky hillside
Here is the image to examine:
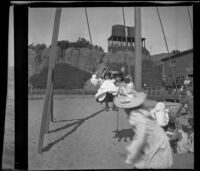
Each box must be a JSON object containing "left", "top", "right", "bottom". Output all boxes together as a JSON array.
[
  {"left": 38, "top": 47, "right": 104, "bottom": 74},
  {"left": 28, "top": 42, "right": 151, "bottom": 78},
  {"left": 28, "top": 41, "right": 162, "bottom": 89}
]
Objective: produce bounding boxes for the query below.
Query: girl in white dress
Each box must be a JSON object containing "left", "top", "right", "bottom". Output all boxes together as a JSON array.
[{"left": 114, "top": 86, "right": 173, "bottom": 169}]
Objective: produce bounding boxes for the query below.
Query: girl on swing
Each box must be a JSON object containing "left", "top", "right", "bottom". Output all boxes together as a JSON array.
[
  {"left": 101, "top": 68, "right": 129, "bottom": 111},
  {"left": 92, "top": 63, "right": 136, "bottom": 112},
  {"left": 98, "top": 71, "right": 116, "bottom": 111},
  {"left": 93, "top": 67, "right": 126, "bottom": 111}
]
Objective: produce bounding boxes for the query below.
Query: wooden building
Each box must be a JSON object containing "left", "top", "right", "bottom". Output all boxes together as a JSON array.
[{"left": 161, "top": 49, "right": 193, "bottom": 80}]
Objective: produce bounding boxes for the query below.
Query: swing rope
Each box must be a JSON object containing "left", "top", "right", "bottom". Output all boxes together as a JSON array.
[
  {"left": 186, "top": 6, "right": 193, "bottom": 34},
  {"left": 155, "top": 7, "right": 182, "bottom": 103},
  {"left": 113, "top": 8, "right": 130, "bottom": 133},
  {"left": 85, "top": 8, "right": 96, "bottom": 70},
  {"left": 122, "top": 7, "right": 132, "bottom": 80},
  {"left": 116, "top": 110, "right": 119, "bottom": 131}
]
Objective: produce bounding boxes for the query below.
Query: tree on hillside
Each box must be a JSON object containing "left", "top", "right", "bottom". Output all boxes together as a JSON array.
[
  {"left": 76, "top": 37, "right": 90, "bottom": 48},
  {"left": 29, "top": 43, "right": 47, "bottom": 64},
  {"left": 41, "top": 48, "right": 50, "bottom": 61},
  {"left": 28, "top": 49, "right": 37, "bottom": 64},
  {"left": 75, "top": 37, "right": 104, "bottom": 52},
  {"left": 57, "top": 40, "right": 69, "bottom": 50},
  {"left": 28, "top": 43, "right": 34, "bottom": 49},
  {"left": 56, "top": 46, "right": 62, "bottom": 62},
  {"left": 57, "top": 40, "right": 70, "bottom": 58},
  {"left": 28, "top": 48, "right": 40, "bottom": 78},
  {"left": 97, "top": 46, "right": 104, "bottom": 52},
  {"left": 70, "top": 48, "right": 81, "bottom": 66},
  {"left": 31, "top": 43, "right": 47, "bottom": 52},
  {"left": 171, "top": 49, "right": 181, "bottom": 55}
]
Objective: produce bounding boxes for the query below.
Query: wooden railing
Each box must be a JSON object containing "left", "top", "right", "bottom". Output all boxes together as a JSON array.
[
  {"left": 29, "top": 86, "right": 182, "bottom": 117},
  {"left": 29, "top": 86, "right": 185, "bottom": 102},
  {"left": 146, "top": 86, "right": 185, "bottom": 102},
  {"left": 29, "top": 88, "right": 87, "bottom": 95}
]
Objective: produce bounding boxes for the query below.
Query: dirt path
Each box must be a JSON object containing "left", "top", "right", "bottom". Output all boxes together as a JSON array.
[{"left": 28, "top": 95, "right": 193, "bottom": 169}]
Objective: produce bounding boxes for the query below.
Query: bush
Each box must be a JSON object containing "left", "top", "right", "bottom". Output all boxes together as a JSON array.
[
  {"left": 84, "top": 79, "right": 99, "bottom": 93},
  {"left": 29, "top": 63, "right": 91, "bottom": 89}
]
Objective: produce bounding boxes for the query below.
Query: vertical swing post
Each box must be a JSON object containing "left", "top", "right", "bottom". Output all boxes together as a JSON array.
[
  {"left": 134, "top": 7, "right": 142, "bottom": 91},
  {"left": 38, "top": 8, "right": 62, "bottom": 154},
  {"left": 122, "top": 7, "right": 131, "bottom": 77}
]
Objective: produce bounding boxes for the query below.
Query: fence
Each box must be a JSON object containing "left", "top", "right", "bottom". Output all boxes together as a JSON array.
[
  {"left": 146, "top": 86, "right": 185, "bottom": 102},
  {"left": 29, "top": 86, "right": 181, "bottom": 118},
  {"left": 29, "top": 88, "right": 87, "bottom": 95}
]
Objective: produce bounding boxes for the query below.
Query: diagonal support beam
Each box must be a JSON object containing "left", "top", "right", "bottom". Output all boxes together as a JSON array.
[{"left": 38, "top": 8, "right": 62, "bottom": 154}]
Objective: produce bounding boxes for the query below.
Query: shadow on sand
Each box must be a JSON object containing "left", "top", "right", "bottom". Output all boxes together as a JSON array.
[
  {"left": 112, "top": 128, "right": 135, "bottom": 142},
  {"left": 42, "top": 109, "right": 106, "bottom": 152}
]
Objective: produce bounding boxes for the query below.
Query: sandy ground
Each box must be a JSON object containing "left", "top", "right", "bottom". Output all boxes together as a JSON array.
[{"left": 28, "top": 95, "right": 194, "bottom": 170}]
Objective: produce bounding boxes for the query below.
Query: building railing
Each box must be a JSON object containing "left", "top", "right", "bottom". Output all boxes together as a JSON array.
[
  {"left": 29, "top": 88, "right": 86, "bottom": 95},
  {"left": 29, "top": 86, "right": 182, "bottom": 117},
  {"left": 146, "top": 86, "right": 185, "bottom": 103}
]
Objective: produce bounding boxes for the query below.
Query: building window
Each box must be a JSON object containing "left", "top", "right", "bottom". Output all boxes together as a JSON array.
[{"left": 169, "top": 60, "right": 176, "bottom": 67}]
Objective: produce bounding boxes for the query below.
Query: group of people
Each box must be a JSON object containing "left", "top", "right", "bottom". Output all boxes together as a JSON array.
[
  {"left": 90, "top": 64, "right": 174, "bottom": 168},
  {"left": 169, "top": 73, "right": 194, "bottom": 154},
  {"left": 173, "top": 89, "right": 194, "bottom": 153},
  {"left": 162, "top": 74, "right": 193, "bottom": 95},
  {"left": 91, "top": 64, "right": 134, "bottom": 111},
  {"left": 89, "top": 61, "right": 194, "bottom": 168}
]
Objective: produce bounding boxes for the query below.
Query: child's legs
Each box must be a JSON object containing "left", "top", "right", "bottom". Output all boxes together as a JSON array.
[{"left": 105, "top": 93, "right": 109, "bottom": 107}]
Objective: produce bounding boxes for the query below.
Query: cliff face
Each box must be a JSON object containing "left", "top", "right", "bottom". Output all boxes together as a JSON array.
[
  {"left": 28, "top": 47, "right": 162, "bottom": 88},
  {"left": 29, "top": 47, "right": 150, "bottom": 76},
  {"left": 63, "top": 47, "right": 104, "bottom": 72},
  {"left": 34, "top": 47, "right": 104, "bottom": 74},
  {"left": 28, "top": 49, "right": 40, "bottom": 78}
]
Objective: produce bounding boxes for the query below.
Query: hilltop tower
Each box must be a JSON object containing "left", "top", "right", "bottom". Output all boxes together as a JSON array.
[{"left": 107, "top": 24, "right": 146, "bottom": 53}]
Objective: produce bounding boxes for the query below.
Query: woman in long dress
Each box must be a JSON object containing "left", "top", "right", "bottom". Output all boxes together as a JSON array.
[{"left": 113, "top": 86, "right": 173, "bottom": 169}]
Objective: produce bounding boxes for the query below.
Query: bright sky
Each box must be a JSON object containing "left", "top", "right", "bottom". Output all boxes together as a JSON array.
[{"left": 8, "top": 6, "right": 193, "bottom": 66}]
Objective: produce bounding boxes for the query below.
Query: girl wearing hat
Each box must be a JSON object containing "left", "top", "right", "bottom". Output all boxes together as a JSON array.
[{"left": 113, "top": 86, "right": 173, "bottom": 169}]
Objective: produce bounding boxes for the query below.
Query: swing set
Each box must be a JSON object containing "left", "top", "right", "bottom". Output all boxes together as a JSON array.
[{"left": 37, "top": 6, "right": 193, "bottom": 153}]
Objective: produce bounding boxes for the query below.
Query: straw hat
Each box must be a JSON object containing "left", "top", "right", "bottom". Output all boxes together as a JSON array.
[{"left": 114, "top": 86, "right": 147, "bottom": 109}]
